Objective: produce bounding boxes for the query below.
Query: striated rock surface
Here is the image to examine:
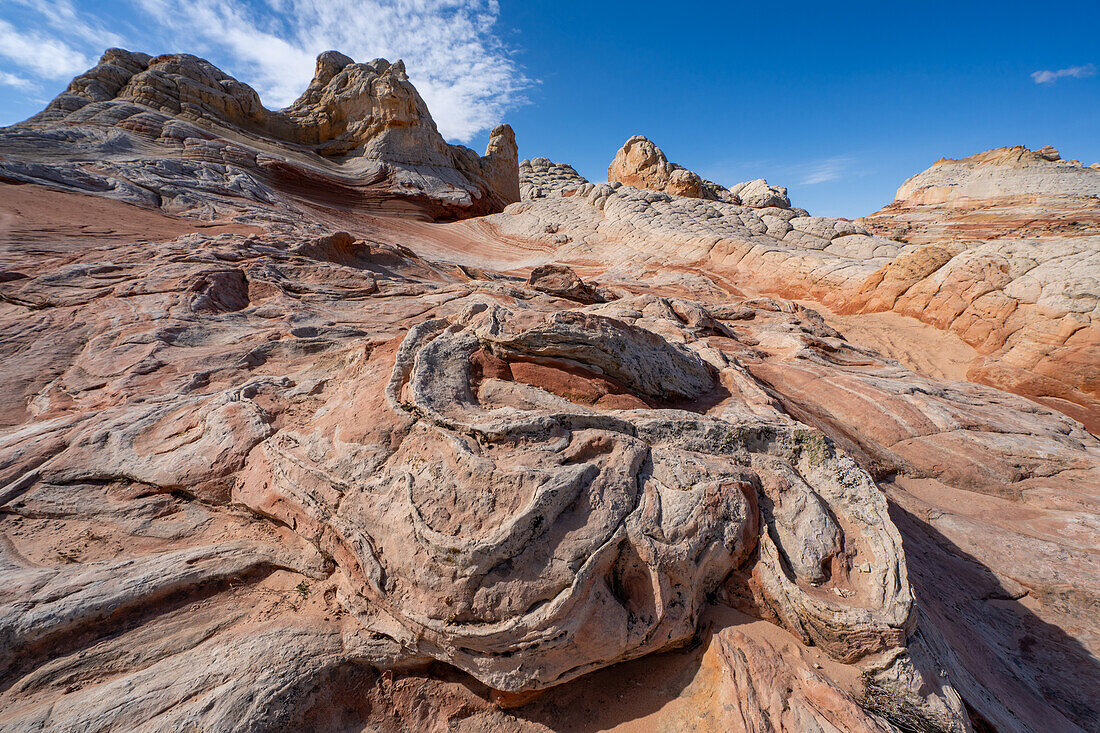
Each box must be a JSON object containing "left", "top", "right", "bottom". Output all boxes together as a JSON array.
[
  {"left": 1, "top": 55, "right": 1098, "bottom": 733},
  {"left": 497, "top": 146, "right": 1100, "bottom": 431},
  {"left": 857, "top": 146, "right": 1100, "bottom": 428},
  {"left": 1, "top": 49, "right": 520, "bottom": 221},
  {"left": 0, "top": 202, "right": 978, "bottom": 730}
]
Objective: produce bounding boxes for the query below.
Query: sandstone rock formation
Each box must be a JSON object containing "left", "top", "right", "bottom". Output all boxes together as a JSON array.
[
  {"left": 857, "top": 146, "right": 1100, "bottom": 429},
  {"left": 870, "top": 145, "right": 1100, "bottom": 217},
  {"left": 1, "top": 53, "right": 1098, "bottom": 733},
  {"left": 609, "top": 135, "right": 716, "bottom": 199},
  {"left": 492, "top": 146, "right": 1100, "bottom": 432},
  {"left": 0, "top": 212, "right": 974, "bottom": 731},
  {"left": 526, "top": 264, "right": 607, "bottom": 303},
  {"left": 1, "top": 48, "right": 519, "bottom": 220},
  {"left": 608, "top": 135, "right": 792, "bottom": 208}
]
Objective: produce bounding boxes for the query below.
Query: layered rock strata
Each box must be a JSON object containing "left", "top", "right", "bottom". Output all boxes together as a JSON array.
[
  {"left": 857, "top": 145, "right": 1100, "bottom": 427},
  {"left": 494, "top": 148, "right": 1100, "bottom": 431},
  {"left": 0, "top": 49, "right": 519, "bottom": 220},
  {"left": 0, "top": 215, "right": 977, "bottom": 730},
  {"left": 1, "top": 52, "right": 1098, "bottom": 733}
]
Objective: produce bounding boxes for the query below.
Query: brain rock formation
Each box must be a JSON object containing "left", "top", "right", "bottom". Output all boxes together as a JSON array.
[
  {"left": 236, "top": 301, "right": 934, "bottom": 698},
  {"left": 1, "top": 49, "right": 1099, "bottom": 733}
]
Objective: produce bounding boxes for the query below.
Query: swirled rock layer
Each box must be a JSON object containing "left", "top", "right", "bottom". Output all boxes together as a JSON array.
[
  {"left": 0, "top": 49, "right": 519, "bottom": 221},
  {"left": 1, "top": 52, "right": 1098, "bottom": 733},
  {"left": 492, "top": 147, "right": 1100, "bottom": 431}
]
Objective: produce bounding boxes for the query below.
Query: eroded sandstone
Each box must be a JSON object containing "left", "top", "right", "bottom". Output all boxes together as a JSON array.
[
  {"left": 490, "top": 146, "right": 1100, "bottom": 431},
  {"left": 2, "top": 48, "right": 520, "bottom": 221},
  {"left": 1, "top": 51, "right": 1097, "bottom": 733}
]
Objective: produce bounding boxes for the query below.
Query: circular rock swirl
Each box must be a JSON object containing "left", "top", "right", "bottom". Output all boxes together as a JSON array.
[{"left": 240, "top": 301, "right": 914, "bottom": 692}]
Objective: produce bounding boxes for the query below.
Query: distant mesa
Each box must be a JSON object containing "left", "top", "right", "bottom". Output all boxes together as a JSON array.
[
  {"left": 862, "top": 142, "right": 1100, "bottom": 243},
  {"left": 887, "top": 144, "right": 1100, "bottom": 209}
]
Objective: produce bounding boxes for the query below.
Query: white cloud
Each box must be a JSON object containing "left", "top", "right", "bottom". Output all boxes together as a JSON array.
[
  {"left": 0, "top": 70, "right": 35, "bottom": 90},
  {"left": 1031, "top": 64, "right": 1096, "bottom": 84},
  {"left": 131, "top": 0, "right": 319, "bottom": 107},
  {"left": 0, "top": 0, "right": 531, "bottom": 141},
  {"left": 0, "top": 18, "right": 94, "bottom": 78},
  {"left": 800, "top": 156, "right": 856, "bottom": 185},
  {"left": 6, "top": 0, "right": 124, "bottom": 47}
]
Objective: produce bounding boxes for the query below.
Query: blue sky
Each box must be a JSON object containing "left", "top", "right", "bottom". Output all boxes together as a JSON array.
[{"left": 1, "top": 1, "right": 1097, "bottom": 216}]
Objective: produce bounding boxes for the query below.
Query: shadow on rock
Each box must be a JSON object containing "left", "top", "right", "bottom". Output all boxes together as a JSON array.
[{"left": 888, "top": 501, "right": 1100, "bottom": 733}]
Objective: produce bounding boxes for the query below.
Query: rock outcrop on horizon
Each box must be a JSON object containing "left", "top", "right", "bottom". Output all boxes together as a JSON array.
[
  {"left": 1, "top": 52, "right": 1098, "bottom": 733},
  {"left": 608, "top": 135, "right": 793, "bottom": 208},
  {"left": 1, "top": 48, "right": 519, "bottom": 221},
  {"left": 608, "top": 135, "right": 722, "bottom": 200},
  {"left": 866, "top": 145, "right": 1100, "bottom": 227}
]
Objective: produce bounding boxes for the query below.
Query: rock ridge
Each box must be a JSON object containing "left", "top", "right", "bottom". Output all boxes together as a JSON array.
[
  {"left": 4, "top": 48, "right": 520, "bottom": 220},
  {"left": 504, "top": 146, "right": 1100, "bottom": 432}
]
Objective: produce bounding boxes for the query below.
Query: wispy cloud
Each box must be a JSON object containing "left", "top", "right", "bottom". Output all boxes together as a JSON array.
[
  {"left": 799, "top": 156, "right": 856, "bottom": 185},
  {"left": 698, "top": 154, "right": 867, "bottom": 190},
  {"left": 0, "top": 18, "right": 94, "bottom": 79},
  {"left": 0, "top": 0, "right": 531, "bottom": 141},
  {"left": 0, "top": 70, "right": 35, "bottom": 90},
  {"left": 1031, "top": 63, "right": 1096, "bottom": 85},
  {"left": 6, "top": 0, "right": 125, "bottom": 47}
]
